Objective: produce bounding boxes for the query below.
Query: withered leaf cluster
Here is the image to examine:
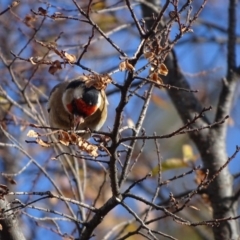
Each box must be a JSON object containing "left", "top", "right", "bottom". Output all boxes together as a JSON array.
[
  {"left": 29, "top": 39, "right": 76, "bottom": 75},
  {"left": 81, "top": 73, "right": 112, "bottom": 90},
  {"left": 144, "top": 40, "right": 169, "bottom": 86},
  {"left": 27, "top": 130, "right": 99, "bottom": 157},
  {"left": 34, "top": 40, "right": 76, "bottom": 64},
  {"left": 58, "top": 130, "right": 99, "bottom": 157}
]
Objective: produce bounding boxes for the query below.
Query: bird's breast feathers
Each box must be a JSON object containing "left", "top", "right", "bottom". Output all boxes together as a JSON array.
[{"left": 66, "top": 98, "right": 99, "bottom": 118}]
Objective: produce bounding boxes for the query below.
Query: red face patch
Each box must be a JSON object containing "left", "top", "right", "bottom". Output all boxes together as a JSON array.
[{"left": 66, "top": 98, "right": 98, "bottom": 117}]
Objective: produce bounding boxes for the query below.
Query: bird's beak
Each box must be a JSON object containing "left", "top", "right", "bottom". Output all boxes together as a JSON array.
[{"left": 73, "top": 114, "right": 85, "bottom": 130}]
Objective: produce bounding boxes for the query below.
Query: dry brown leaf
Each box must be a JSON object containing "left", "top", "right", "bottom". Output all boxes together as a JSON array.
[
  {"left": 48, "top": 65, "right": 58, "bottom": 75},
  {"left": 119, "top": 61, "right": 126, "bottom": 71},
  {"left": 27, "top": 130, "right": 39, "bottom": 138},
  {"left": 69, "top": 132, "right": 78, "bottom": 144},
  {"left": 36, "top": 138, "right": 51, "bottom": 147},
  {"left": 64, "top": 52, "right": 76, "bottom": 63},
  {"left": 48, "top": 60, "right": 62, "bottom": 75},
  {"left": 119, "top": 60, "right": 135, "bottom": 72},
  {"left": 149, "top": 72, "right": 163, "bottom": 85},
  {"left": 54, "top": 60, "right": 62, "bottom": 68},
  {"left": 58, "top": 131, "right": 70, "bottom": 146},
  {"left": 78, "top": 138, "right": 98, "bottom": 157},
  {"left": 158, "top": 63, "right": 168, "bottom": 76},
  {"left": 24, "top": 14, "right": 36, "bottom": 28},
  {"left": 150, "top": 72, "right": 158, "bottom": 81},
  {"left": 144, "top": 52, "right": 155, "bottom": 61}
]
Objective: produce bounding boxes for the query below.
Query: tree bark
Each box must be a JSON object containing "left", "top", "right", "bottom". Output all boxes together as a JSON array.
[{"left": 0, "top": 198, "right": 26, "bottom": 240}]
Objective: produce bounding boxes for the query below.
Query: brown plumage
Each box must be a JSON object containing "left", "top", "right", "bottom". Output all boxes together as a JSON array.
[{"left": 48, "top": 76, "right": 108, "bottom": 138}]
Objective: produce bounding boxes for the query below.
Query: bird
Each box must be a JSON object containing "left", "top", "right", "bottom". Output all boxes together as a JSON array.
[{"left": 48, "top": 76, "right": 108, "bottom": 139}]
